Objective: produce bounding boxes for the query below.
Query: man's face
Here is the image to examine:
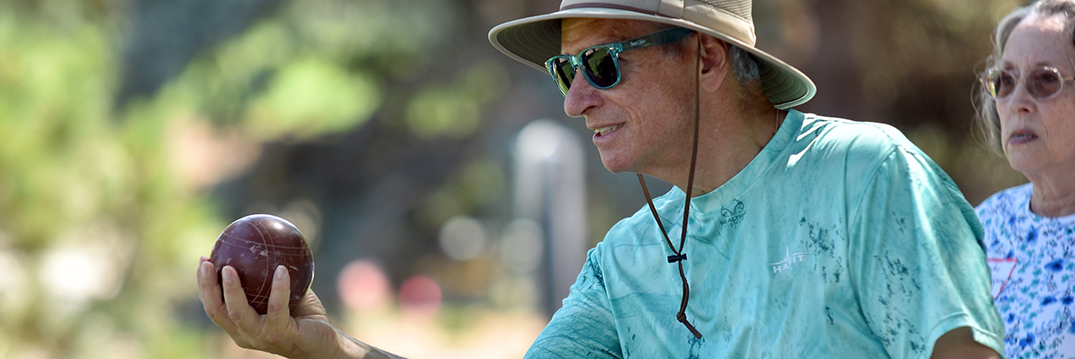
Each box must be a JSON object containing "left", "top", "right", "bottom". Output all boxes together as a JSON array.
[{"left": 560, "top": 18, "right": 697, "bottom": 174}]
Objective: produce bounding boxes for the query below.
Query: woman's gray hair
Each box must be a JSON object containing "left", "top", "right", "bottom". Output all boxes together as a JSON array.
[{"left": 975, "top": 0, "right": 1075, "bottom": 155}]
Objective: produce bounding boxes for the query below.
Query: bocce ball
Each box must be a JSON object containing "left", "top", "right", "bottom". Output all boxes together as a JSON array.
[{"left": 209, "top": 214, "right": 314, "bottom": 315}]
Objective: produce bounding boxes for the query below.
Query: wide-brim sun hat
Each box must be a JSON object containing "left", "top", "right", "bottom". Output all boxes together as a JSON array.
[{"left": 488, "top": 0, "right": 816, "bottom": 110}]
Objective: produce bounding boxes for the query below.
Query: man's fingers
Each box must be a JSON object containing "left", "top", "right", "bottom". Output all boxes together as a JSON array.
[
  {"left": 197, "top": 259, "right": 235, "bottom": 329},
  {"left": 196, "top": 258, "right": 218, "bottom": 305},
  {"left": 292, "top": 290, "right": 322, "bottom": 317},
  {"left": 196, "top": 259, "right": 220, "bottom": 305},
  {"left": 220, "top": 266, "right": 260, "bottom": 330},
  {"left": 264, "top": 265, "right": 292, "bottom": 329}
]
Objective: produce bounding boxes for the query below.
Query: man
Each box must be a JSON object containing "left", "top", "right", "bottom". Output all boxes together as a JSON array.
[
  {"left": 197, "top": 0, "right": 1005, "bottom": 357},
  {"left": 487, "top": 1, "right": 1006, "bottom": 357}
]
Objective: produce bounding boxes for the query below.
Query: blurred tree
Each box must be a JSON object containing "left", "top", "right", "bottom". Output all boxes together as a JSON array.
[
  {"left": 116, "top": 0, "right": 284, "bottom": 108},
  {"left": 0, "top": 2, "right": 223, "bottom": 357}
]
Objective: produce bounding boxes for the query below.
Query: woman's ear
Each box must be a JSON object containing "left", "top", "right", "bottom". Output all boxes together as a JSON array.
[{"left": 697, "top": 34, "right": 730, "bottom": 93}]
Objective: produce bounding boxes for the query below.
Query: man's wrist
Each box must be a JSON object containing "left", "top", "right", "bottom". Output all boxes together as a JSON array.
[{"left": 330, "top": 326, "right": 402, "bottom": 359}]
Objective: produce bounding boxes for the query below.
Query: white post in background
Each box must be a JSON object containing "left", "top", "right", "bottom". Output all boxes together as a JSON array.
[{"left": 512, "top": 119, "right": 587, "bottom": 317}]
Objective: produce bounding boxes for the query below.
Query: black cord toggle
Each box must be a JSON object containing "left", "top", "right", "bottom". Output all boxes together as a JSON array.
[{"left": 667, "top": 253, "right": 687, "bottom": 263}]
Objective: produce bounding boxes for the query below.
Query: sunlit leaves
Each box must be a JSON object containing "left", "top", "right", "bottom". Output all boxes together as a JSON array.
[
  {"left": 0, "top": 11, "right": 119, "bottom": 246},
  {"left": 246, "top": 58, "right": 381, "bottom": 140}
]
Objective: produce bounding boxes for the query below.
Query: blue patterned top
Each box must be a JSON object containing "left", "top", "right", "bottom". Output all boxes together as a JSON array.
[{"left": 977, "top": 183, "right": 1075, "bottom": 358}]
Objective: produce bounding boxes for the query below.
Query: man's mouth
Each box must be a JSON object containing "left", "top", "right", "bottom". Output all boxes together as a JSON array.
[{"left": 594, "top": 124, "right": 623, "bottom": 137}]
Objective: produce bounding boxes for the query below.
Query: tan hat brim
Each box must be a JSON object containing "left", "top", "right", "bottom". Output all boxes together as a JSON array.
[{"left": 489, "top": 7, "right": 816, "bottom": 109}]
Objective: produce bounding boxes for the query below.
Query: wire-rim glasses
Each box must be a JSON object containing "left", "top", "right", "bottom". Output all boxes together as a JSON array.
[{"left": 545, "top": 27, "right": 693, "bottom": 96}]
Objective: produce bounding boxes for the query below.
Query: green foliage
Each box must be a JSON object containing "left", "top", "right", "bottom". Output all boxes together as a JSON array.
[
  {"left": 164, "top": 18, "right": 383, "bottom": 140},
  {"left": 0, "top": 6, "right": 221, "bottom": 359},
  {"left": 0, "top": 0, "right": 506, "bottom": 356},
  {"left": 245, "top": 57, "right": 381, "bottom": 140}
]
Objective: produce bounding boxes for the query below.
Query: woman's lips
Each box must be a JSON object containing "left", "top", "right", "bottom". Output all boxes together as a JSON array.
[{"left": 1008, "top": 131, "right": 1038, "bottom": 145}]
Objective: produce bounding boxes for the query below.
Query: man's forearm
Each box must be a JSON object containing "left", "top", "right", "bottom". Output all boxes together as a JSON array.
[
  {"left": 929, "top": 327, "right": 999, "bottom": 359},
  {"left": 332, "top": 326, "right": 407, "bottom": 359}
]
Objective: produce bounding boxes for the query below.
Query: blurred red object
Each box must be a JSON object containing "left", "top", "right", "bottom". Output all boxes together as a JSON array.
[
  {"left": 398, "top": 275, "right": 442, "bottom": 317},
  {"left": 337, "top": 260, "right": 392, "bottom": 313}
]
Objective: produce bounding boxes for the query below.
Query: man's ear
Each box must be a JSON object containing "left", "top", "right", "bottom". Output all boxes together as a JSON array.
[{"left": 697, "top": 34, "right": 730, "bottom": 93}]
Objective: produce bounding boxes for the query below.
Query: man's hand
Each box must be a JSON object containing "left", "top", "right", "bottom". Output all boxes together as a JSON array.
[
  {"left": 197, "top": 257, "right": 400, "bottom": 359},
  {"left": 931, "top": 326, "right": 1000, "bottom": 359}
]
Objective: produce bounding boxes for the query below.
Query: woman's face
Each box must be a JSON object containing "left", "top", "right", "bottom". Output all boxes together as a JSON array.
[{"left": 996, "top": 13, "right": 1075, "bottom": 179}]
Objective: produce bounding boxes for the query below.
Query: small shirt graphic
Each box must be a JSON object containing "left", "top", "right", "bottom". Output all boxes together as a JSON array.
[{"left": 769, "top": 246, "right": 808, "bottom": 274}]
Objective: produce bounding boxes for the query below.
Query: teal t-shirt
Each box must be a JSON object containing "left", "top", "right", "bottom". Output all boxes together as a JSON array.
[{"left": 526, "top": 110, "right": 1004, "bottom": 358}]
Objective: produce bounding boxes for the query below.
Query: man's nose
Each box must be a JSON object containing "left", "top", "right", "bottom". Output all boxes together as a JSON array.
[{"left": 563, "top": 71, "right": 600, "bottom": 118}]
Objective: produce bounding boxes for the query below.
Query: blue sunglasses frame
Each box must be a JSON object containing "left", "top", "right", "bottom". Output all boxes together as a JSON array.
[{"left": 545, "top": 27, "right": 693, "bottom": 96}]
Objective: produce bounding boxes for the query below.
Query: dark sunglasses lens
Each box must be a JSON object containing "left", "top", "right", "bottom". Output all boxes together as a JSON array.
[
  {"left": 550, "top": 58, "right": 575, "bottom": 94},
  {"left": 582, "top": 48, "right": 619, "bottom": 88},
  {"left": 1028, "top": 69, "right": 1062, "bottom": 98},
  {"left": 990, "top": 70, "right": 1016, "bottom": 98}
]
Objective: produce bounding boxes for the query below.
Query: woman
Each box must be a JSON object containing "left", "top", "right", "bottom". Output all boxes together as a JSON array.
[{"left": 975, "top": 1, "right": 1075, "bottom": 357}]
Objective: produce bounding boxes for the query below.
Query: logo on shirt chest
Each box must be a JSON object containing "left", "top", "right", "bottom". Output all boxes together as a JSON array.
[
  {"left": 770, "top": 247, "right": 808, "bottom": 274},
  {"left": 720, "top": 200, "right": 745, "bottom": 227}
]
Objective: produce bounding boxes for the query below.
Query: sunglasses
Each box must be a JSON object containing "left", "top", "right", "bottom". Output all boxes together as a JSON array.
[
  {"left": 545, "top": 27, "right": 693, "bottom": 96},
  {"left": 980, "top": 66, "right": 1075, "bottom": 100}
]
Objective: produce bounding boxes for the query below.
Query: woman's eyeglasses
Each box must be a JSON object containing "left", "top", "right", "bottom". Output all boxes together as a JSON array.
[
  {"left": 545, "top": 27, "right": 693, "bottom": 96},
  {"left": 981, "top": 66, "right": 1075, "bottom": 100}
]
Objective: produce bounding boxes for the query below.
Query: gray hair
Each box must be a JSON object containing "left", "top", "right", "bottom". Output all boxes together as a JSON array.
[
  {"left": 727, "top": 44, "right": 763, "bottom": 102},
  {"left": 650, "top": 23, "right": 763, "bottom": 100},
  {"left": 728, "top": 44, "right": 762, "bottom": 90},
  {"left": 975, "top": 0, "right": 1075, "bottom": 155}
]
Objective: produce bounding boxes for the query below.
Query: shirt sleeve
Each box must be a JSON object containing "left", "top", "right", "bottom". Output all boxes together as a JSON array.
[
  {"left": 525, "top": 246, "right": 623, "bottom": 359},
  {"left": 847, "top": 146, "right": 1005, "bottom": 358}
]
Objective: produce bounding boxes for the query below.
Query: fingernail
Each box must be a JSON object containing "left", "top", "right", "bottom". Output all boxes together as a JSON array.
[
  {"left": 222, "top": 267, "right": 235, "bottom": 283},
  {"left": 200, "top": 262, "right": 209, "bottom": 278},
  {"left": 275, "top": 266, "right": 286, "bottom": 279}
]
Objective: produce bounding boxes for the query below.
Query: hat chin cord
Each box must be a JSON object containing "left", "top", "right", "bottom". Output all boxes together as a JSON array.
[{"left": 636, "top": 35, "right": 703, "bottom": 339}]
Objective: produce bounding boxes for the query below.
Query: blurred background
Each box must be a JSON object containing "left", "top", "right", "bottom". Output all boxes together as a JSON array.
[{"left": 0, "top": 0, "right": 1033, "bottom": 357}]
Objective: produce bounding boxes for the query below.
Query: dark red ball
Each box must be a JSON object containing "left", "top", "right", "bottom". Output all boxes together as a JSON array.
[{"left": 209, "top": 214, "right": 314, "bottom": 315}]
